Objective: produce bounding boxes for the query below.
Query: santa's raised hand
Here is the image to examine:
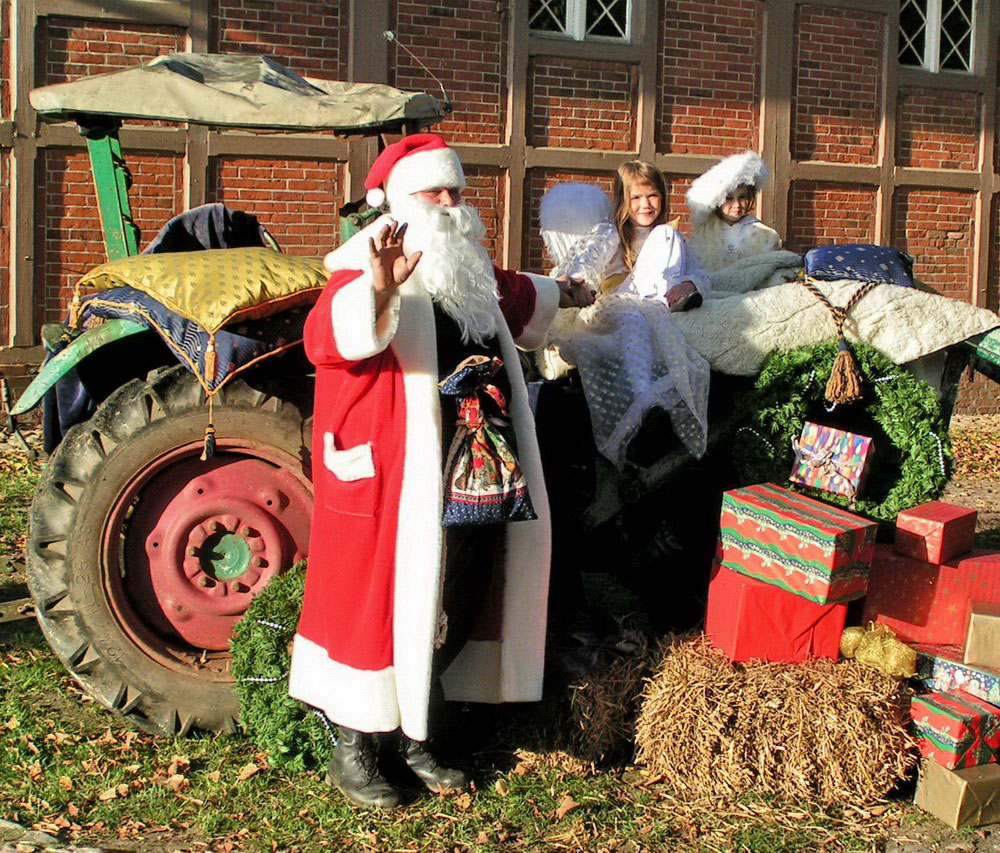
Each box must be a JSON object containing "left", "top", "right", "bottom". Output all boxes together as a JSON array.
[{"left": 370, "top": 219, "right": 422, "bottom": 316}]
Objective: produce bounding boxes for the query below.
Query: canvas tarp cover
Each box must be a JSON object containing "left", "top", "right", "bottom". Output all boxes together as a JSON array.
[{"left": 29, "top": 53, "right": 444, "bottom": 132}]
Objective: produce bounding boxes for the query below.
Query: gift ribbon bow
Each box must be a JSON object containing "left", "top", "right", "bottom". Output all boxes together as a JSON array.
[
  {"left": 791, "top": 437, "right": 859, "bottom": 499},
  {"left": 440, "top": 355, "right": 508, "bottom": 430}
]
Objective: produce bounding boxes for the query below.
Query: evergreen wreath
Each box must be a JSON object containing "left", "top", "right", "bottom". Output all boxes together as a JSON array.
[
  {"left": 731, "top": 341, "right": 952, "bottom": 522},
  {"left": 230, "top": 561, "right": 336, "bottom": 772}
]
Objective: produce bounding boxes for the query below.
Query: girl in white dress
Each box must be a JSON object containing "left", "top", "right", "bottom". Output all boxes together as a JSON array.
[{"left": 539, "top": 162, "right": 710, "bottom": 468}]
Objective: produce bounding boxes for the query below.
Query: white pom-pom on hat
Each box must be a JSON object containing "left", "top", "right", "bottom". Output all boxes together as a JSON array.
[
  {"left": 686, "top": 150, "right": 769, "bottom": 225},
  {"left": 365, "top": 187, "right": 386, "bottom": 209}
]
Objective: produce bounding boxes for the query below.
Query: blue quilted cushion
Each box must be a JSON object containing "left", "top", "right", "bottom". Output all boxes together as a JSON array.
[{"left": 804, "top": 244, "right": 915, "bottom": 287}]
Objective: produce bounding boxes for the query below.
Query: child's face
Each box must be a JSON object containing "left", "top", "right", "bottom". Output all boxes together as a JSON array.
[
  {"left": 718, "top": 184, "right": 754, "bottom": 225},
  {"left": 627, "top": 182, "right": 662, "bottom": 228}
]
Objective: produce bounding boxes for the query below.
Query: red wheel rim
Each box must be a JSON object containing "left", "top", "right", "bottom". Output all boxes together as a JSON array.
[{"left": 101, "top": 437, "right": 312, "bottom": 680}]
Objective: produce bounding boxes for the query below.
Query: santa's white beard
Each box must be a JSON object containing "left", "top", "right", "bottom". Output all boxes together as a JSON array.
[{"left": 389, "top": 195, "right": 499, "bottom": 344}]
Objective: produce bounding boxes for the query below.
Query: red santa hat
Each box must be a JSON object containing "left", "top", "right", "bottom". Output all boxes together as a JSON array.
[{"left": 364, "top": 132, "right": 466, "bottom": 209}]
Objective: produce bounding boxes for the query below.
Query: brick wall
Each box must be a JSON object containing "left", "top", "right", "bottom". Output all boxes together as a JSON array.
[
  {"left": 38, "top": 17, "right": 185, "bottom": 127},
  {"left": 892, "top": 188, "right": 976, "bottom": 302},
  {"left": 1, "top": 0, "right": 10, "bottom": 116},
  {"left": 897, "top": 88, "right": 980, "bottom": 170},
  {"left": 36, "top": 149, "right": 183, "bottom": 326},
  {"left": 463, "top": 165, "right": 506, "bottom": 261},
  {"left": 528, "top": 56, "right": 636, "bottom": 151},
  {"left": 792, "top": 5, "right": 882, "bottom": 164},
  {"left": 208, "top": 158, "right": 343, "bottom": 257},
  {"left": 659, "top": 0, "right": 761, "bottom": 155},
  {"left": 213, "top": 0, "right": 347, "bottom": 80},
  {"left": 785, "top": 182, "right": 878, "bottom": 253},
  {"left": 391, "top": 0, "right": 506, "bottom": 145}
]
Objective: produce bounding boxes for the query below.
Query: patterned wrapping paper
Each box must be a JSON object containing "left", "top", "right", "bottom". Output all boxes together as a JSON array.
[
  {"left": 916, "top": 645, "right": 1000, "bottom": 706},
  {"left": 911, "top": 691, "right": 1000, "bottom": 769},
  {"left": 863, "top": 547, "right": 1000, "bottom": 645},
  {"left": 718, "top": 482, "right": 877, "bottom": 604},
  {"left": 895, "top": 500, "right": 978, "bottom": 565},
  {"left": 789, "top": 421, "right": 873, "bottom": 499}
]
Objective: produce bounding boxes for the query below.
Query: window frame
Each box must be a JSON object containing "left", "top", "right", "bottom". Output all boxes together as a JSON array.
[
  {"left": 899, "top": 0, "right": 977, "bottom": 74},
  {"left": 528, "top": 0, "right": 633, "bottom": 44}
]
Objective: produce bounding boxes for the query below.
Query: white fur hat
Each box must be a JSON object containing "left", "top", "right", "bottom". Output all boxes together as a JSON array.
[
  {"left": 539, "top": 182, "right": 612, "bottom": 266},
  {"left": 685, "top": 150, "right": 769, "bottom": 225}
]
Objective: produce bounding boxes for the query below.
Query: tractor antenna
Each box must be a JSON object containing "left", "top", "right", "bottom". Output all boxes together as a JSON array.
[{"left": 382, "top": 31, "right": 452, "bottom": 113}]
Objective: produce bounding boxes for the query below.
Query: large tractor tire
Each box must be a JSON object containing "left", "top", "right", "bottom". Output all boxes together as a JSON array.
[{"left": 26, "top": 365, "right": 314, "bottom": 736}]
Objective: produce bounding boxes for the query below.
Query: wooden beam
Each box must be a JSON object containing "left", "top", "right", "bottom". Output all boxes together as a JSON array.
[
  {"left": 759, "top": 0, "right": 794, "bottom": 236},
  {"left": 898, "top": 67, "right": 990, "bottom": 92},
  {"left": 635, "top": 0, "right": 658, "bottom": 161},
  {"left": 0, "top": 120, "right": 13, "bottom": 147},
  {"left": 791, "top": 161, "right": 882, "bottom": 184},
  {"left": 183, "top": 0, "right": 209, "bottom": 209},
  {"left": 348, "top": 0, "right": 389, "bottom": 84},
  {"left": 35, "top": 0, "right": 191, "bottom": 26},
  {"left": 451, "top": 144, "right": 512, "bottom": 169},
  {"left": 528, "top": 34, "right": 642, "bottom": 63},
  {"left": 503, "top": 0, "right": 529, "bottom": 270},
  {"left": 207, "top": 131, "right": 350, "bottom": 160},
  {"left": 893, "top": 167, "right": 983, "bottom": 190},
  {"left": 526, "top": 146, "right": 634, "bottom": 170},
  {"left": 36, "top": 122, "right": 188, "bottom": 152},
  {"left": 877, "top": 3, "right": 897, "bottom": 245},
  {"left": 971, "top": 0, "right": 997, "bottom": 307},
  {"left": 9, "top": 0, "right": 38, "bottom": 347}
]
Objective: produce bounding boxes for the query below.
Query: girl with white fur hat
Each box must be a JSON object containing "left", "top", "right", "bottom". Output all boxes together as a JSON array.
[{"left": 685, "top": 150, "right": 782, "bottom": 274}]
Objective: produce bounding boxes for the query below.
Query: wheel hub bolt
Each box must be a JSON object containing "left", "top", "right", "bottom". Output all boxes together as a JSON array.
[
  {"left": 207, "top": 521, "right": 221, "bottom": 532},
  {"left": 239, "top": 526, "right": 252, "bottom": 537},
  {"left": 187, "top": 546, "right": 199, "bottom": 557},
  {"left": 252, "top": 556, "right": 267, "bottom": 569}
]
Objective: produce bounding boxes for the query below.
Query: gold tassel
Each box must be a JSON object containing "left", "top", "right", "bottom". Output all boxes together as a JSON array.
[
  {"left": 204, "top": 336, "right": 217, "bottom": 384},
  {"left": 825, "top": 339, "right": 865, "bottom": 405}
]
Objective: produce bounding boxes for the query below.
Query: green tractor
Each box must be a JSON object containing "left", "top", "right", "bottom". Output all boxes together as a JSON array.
[{"left": 13, "top": 54, "right": 444, "bottom": 736}]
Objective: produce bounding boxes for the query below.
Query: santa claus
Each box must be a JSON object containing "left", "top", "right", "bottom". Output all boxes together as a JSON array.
[{"left": 288, "top": 133, "right": 588, "bottom": 808}]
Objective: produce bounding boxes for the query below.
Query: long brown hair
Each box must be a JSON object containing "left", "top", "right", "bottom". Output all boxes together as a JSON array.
[{"left": 613, "top": 160, "right": 669, "bottom": 270}]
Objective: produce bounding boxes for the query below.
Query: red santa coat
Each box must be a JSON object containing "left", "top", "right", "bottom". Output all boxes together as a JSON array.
[{"left": 288, "top": 240, "right": 560, "bottom": 741}]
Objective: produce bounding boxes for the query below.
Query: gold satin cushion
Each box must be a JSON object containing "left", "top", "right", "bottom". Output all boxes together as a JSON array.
[{"left": 75, "top": 247, "right": 328, "bottom": 332}]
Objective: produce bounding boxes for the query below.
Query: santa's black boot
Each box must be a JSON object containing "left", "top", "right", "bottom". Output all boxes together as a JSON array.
[
  {"left": 399, "top": 733, "right": 470, "bottom": 793},
  {"left": 326, "top": 728, "right": 402, "bottom": 809}
]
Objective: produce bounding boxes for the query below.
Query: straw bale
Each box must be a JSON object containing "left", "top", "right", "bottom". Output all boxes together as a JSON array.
[{"left": 634, "top": 636, "right": 917, "bottom": 805}]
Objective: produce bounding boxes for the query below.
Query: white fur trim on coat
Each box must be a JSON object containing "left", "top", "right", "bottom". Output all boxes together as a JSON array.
[
  {"left": 686, "top": 151, "right": 769, "bottom": 225},
  {"left": 288, "top": 635, "right": 401, "bottom": 733},
  {"left": 329, "top": 271, "right": 400, "bottom": 362},
  {"left": 323, "top": 433, "right": 376, "bottom": 481},
  {"left": 517, "top": 273, "right": 562, "bottom": 350}
]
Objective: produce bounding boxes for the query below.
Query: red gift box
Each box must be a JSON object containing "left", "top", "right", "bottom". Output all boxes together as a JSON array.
[
  {"left": 705, "top": 563, "right": 848, "bottom": 663},
  {"left": 863, "top": 546, "right": 1000, "bottom": 646},
  {"left": 911, "top": 690, "right": 1000, "bottom": 770},
  {"left": 896, "top": 501, "right": 978, "bottom": 564}
]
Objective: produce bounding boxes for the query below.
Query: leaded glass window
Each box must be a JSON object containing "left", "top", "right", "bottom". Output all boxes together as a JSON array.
[
  {"left": 899, "top": 0, "right": 975, "bottom": 72},
  {"left": 529, "top": 0, "right": 631, "bottom": 42}
]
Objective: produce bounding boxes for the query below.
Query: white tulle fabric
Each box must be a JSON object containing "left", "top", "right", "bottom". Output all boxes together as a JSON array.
[
  {"left": 553, "top": 294, "right": 710, "bottom": 467},
  {"left": 547, "top": 222, "right": 625, "bottom": 288}
]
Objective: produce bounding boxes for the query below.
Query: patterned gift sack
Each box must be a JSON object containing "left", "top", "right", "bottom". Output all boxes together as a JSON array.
[{"left": 440, "top": 355, "right": 537, "bottom": 527}]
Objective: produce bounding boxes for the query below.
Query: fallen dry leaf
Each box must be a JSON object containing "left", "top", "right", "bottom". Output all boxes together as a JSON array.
[
  {"left": 27, "top": 762, "right": 42, "bottom": 780},
  {"left": 555, "top": 795, "right": 580, "bottom": 820},
  {"left": 5, "top": 716, "right": 19, "bottom": 730},
  {"left": 57, "top": 776, "right": 73, "bottom": 791},
  {"left": 98, "top": 788, "right": 117, "bottom": 801},
  {"left": 494, "top": 779, "right": 509, "bottom": 796},
  {"left": 207, "top": 770, "right": 221, "bottom": 783},
  {"left": 67, "top": 803, "right": 79, "bottom": 817},
  {"left": 453, "top": 792, "right": 473, "bottom": 810},
  {"left": 165, "top": 774, "right": 189, "bottom": 793},
  {"left": 167, "top": 755, "right": 190, "bottom": 776},
  {"left": 237, "top": 763, "right": 260, "bottom": 781}
]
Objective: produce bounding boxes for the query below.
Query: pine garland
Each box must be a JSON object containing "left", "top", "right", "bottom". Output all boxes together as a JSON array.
[
  {"left": 732, "top": 342, "right": 952, "bottom": 522},
  {"left": 230, "top": 562, "right": 335, "bottom": 772}
]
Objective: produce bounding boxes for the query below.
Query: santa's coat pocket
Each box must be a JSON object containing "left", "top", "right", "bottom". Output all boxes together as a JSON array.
[{"left": 321, "top": 432, "right": 380, "bottom": 517}]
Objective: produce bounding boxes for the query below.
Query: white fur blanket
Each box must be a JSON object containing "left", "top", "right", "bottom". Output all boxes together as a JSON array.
[
  {"left": 671, "top": 280, "right": 999, "bottom": 375},
  {"left": 707, "top": 250, "right": 804, "bottom": 295}
]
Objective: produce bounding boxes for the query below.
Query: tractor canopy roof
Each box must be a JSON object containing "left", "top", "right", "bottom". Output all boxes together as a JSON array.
[{"left": 29, "top": 53, "right": 445, "bottom": 133}]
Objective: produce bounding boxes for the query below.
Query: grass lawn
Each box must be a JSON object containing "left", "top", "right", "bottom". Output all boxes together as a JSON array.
[{"left": 1, "top": 421, "right": 997, "bottom": 850}]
